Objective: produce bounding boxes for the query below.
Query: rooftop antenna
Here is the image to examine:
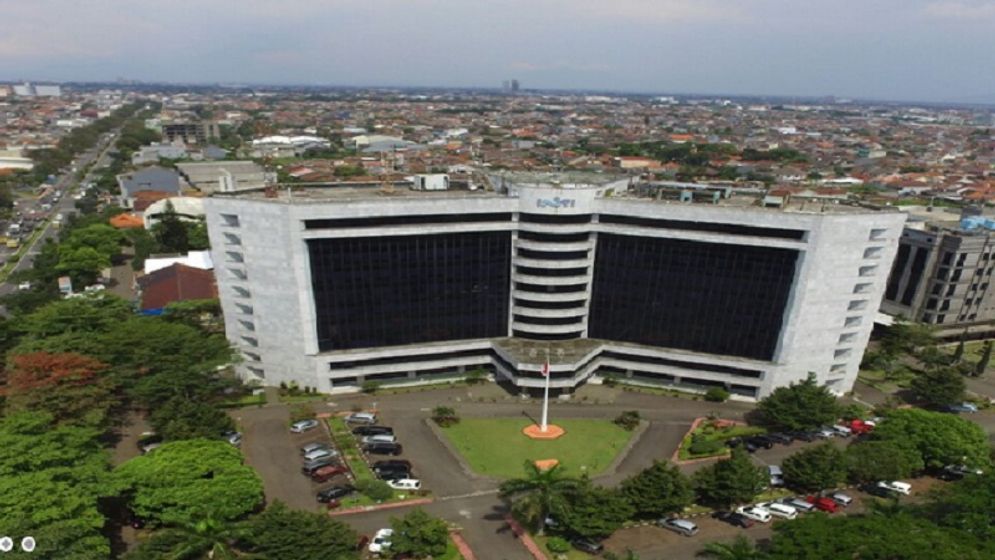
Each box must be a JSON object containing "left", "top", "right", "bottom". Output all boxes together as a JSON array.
[{"left": 380, "top": 151, "right": 395, "bottom": 195}]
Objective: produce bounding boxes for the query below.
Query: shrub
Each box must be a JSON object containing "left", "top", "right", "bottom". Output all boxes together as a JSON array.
[
  {"left": 356, "top": 479, "right": 394, "bottom": 502},
  {"left": 614, "top": 410, "right": 641, "bottom": 431},
  {"left": 432, "top": 406, "right": 460, "bottom": 427},
  {"left": 688, "top": 435, "right": 725, "bottom": 456},
  {"left": 546, "top": 537, "right": 570, "bottom": 554},
  {"left": 704, "top": 387, "right": 730, "bottom": 402},
  {"left": 602, "top": 374, "right": 619, "bottom": 388},
  {"left": 465, "top": 369, "right": 487, "bottom": 385},
  {"left": 361, "top": 380, "right": 381, "bottom": 394}
]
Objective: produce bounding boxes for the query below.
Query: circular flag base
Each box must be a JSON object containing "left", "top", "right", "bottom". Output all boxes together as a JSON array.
[{"left": 522, "top": 423, "right": 566, "bottom": 440}]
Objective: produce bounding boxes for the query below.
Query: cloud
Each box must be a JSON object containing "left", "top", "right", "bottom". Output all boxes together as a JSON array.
[{"left": 922, "top": 1, "right": 995, "bottom": 19}]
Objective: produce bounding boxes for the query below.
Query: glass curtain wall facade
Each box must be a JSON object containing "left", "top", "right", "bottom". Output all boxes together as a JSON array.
[
  {"left": 308, "top": 232, "right": 511, "bottom": 351},
  {"left": 589, "top": 234, "right": 799, "bottom": 360}
]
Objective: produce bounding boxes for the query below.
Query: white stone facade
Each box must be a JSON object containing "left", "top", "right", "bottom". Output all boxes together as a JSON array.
[{"left": 205, "top": 181, "right": 905, "bottom": 399}]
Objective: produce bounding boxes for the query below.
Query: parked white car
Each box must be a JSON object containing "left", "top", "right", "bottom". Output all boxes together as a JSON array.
[
  {"left": 735, "top": 505, "right": 772, "bottom": 523},
  {"left": 877, "top": 480, "right": 912, "bottom": 495},
  {"left": 831, "top": 424, "right": 852, "bottom": 436},
  {"left": 368, "top": 528, "right": 393, "bottom": 554},
  {"left": 290, "top": 419, "right": 319, "bottom": 433},
  {"left": 387, "top": 478, "right": 422, "bottom": 491},
  {"left": 303, "top": 447, "right": 337, "bottom": 462},
  {"left": 362, "top": 434, "right": 397, "bottom": 444},
  {"left": 756, "top": 501, "right": 797, "bottom": 520},
  {"left": 346, "top": 412, "right": 378, "bottom": 424}
]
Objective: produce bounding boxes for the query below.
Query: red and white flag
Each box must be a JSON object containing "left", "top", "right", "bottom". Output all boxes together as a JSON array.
[{"left": 541, "top": 362, "right": 550, "bottom": 377}]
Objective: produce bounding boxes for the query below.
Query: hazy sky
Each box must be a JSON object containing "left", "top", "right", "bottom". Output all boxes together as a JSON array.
[{"left": 2, "top": 0, "right": 995, "bottom": 102}]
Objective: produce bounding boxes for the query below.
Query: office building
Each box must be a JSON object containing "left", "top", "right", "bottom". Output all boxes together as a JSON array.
[
  {"left": 205, "top": 173, "right": 905, "bottom": 399},
  {"left": 882, "top": 208, "right": 995, "bottom": 334},
  {"left": 161, "top": 120, "right": 220, "bottom": 145}
]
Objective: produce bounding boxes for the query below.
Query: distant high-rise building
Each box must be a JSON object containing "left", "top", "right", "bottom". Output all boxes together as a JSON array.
[
  {"left": 502, "top": 80, "right": 511, "bottom": 91},
  {"left": 11, "top": 82, "right": 61, "bottom": 97},
  {"left": 511, "top": 79, "right": 520, "bottom": 92}
]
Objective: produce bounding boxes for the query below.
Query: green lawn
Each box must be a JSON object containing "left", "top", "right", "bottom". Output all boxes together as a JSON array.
[
  {"left": 439, "top": 418, "right": 634, "bottom": 479},
  {"left": 532, "top": 535, "right": 593, "bottom": 560}
]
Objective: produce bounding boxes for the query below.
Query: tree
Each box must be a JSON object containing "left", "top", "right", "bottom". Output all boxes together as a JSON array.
[
  {"left": 2, "top": 352, "right": 116, "bottom": 426},
  {"left": 499, "top": 461, "right": 582, "bottom": 534},
  {"left": 919, "top": 471, "right": 995, "bottom": 544},
  {"left": 149, "top": 396, "right": 235, "bottom": 441},
  {"left": 56, "top": 245, "right": 110, "bottom": 286},
  {"left": 766, "top": 511, "right": 987, "bottom": 560},
  {"left": 781, "top": 443, "right": 846, "bottom": 492},
  {"left": 17, "top": 293, "right": 132, "bottom": 339},
  {"left": 151, "top": 201, "right": 190, "bottom": 253},
  {"left": 0, "top": 412, "right": 111, "bottom": 559},
  {"left": 619, "top": 461, "right": 693, "bottom": 519},
  {"left": 239, "top": 501, "right": 359, "bottom": 560},
  {"left": 388, "top": 508, "right": 449, "bottom": 559},
  {"left": 952, "top": 334, "right": 966, "bottom": 364},
  {"left": 845, "top": 440, "right": 923, "bottom": 483},
  {"left": 558, "top": 481, "right": 633, "bottom": 539},
  {"left": 692, "top": 448, "right": 768, "bottom": 508},
  {"left": 114, "top": 439, "right": 264, "bottom": 526},
  {"left": 755, "top": 373, "right": 838, "bottom": 431},
  {"left": 880, "top": 319, "right": 936, "bottom": 357},
  {"left": 124, "top": 516, "right": 241, "bottom": 560},
  {"left": 65, "top": 224, "right": 126, "bottom": 261},
  {"left": 431, "top": 406, "right": 459, "bottom": 427},
  {"left": 974, "top": 341, "right": 992, "bottom": 377},
  {"left": 869, "top": 408, "right": 990, "bottom": 470},
  {"left": 697, "top": 535, "right": 767, "bottom": 560},
  {"left": 910, "top": 366, "right": 965, "bottom": 408}
]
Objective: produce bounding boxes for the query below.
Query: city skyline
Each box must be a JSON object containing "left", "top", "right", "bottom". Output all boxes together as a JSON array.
[{"left": 2, "top": 0, "right": 995, "bottom": 104}]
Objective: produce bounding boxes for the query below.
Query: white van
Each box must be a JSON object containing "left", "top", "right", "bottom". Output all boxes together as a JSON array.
[
  {"left": 757, "top": 501, "right": 797, "bottom": 520},
  {"left": 387, "top": 478, "right": 421, "bottom": 491},
  {"left": 362, "top": 434, "right": 397, "bottom": 444},
  {"left": 877, "top": 480, "right": 911, "bottom": 495}
]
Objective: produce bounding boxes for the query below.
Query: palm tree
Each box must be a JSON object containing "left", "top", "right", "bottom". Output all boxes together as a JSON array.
[
  {"left": 499, "top": 460, "right": 581, "bottom": 535},
  {"left": 697, "top": 535, "right": 767, "bottom": 560},
  {"left": 126, "top": 517, "right": 249, "bottom": 560}
]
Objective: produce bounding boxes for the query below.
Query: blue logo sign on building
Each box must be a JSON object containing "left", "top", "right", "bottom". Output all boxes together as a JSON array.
[{"left": 536, "top": 197, "right": 576, "bottom": 209}]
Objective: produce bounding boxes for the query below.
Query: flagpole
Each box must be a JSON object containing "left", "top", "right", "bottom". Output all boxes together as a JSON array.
[{"left": 540, "top": 349, "right": 550, "bottom": 432}]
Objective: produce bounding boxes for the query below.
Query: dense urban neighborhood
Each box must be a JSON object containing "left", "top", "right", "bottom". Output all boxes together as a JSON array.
[{"left": 2, "top": 81, "right": 995, "bottom": 560}]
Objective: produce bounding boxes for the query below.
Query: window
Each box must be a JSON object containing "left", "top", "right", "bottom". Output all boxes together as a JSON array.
[
  {"left": 844, "top": 316, "right": 862, "bottom": 327},
  {"left": 922, "top": 313, "right": 933, "bottom": 322},
  {"left": 853, "top": 283, "right": 872, "bottom": 294},
  {"left": 238, "top": 319, "right": 255, "bottom": 332},
  {"left": 940, "top": 300, "right": 951, "bottom": 311},
  {"left": 241, "top": 336, "right": 259, "bottom": 347},
  {"left": 869, "top": 228, "right": 887, "bottom": 241},
  {"left": 830, "top": 363, "right": 847, "bottom": 373},
  {"left": 931, "top": 283, "right": 942, "bottom": 295},
  {"left": 926, "top": 298, "right": 937, "bottom": 310},
  {"left": 229, "top": 268, "right": 247, "bottom": 281},
  {"left": 232, "top": 286, "right": 251, "bottom": 298},
  {"left": 220, "top": 213, "right": 240, "bottom": 227},
  {"left": 947, "top": 285, "right": 956, "bottom": 297},
  {"left": 957, "top": 253, "right": 968, "bottom": 266},
  {"left": 937, "top": 315, "right": 946, "bottom": 324},
  {"left": 966, "top": 298, "right": 974, "bottom": 307},
  {"left": 951, "top": 269, "right": 962, "bottom": 282},
  {"left": 941, "top": 252, "right": 954, "bottom": 266},
  {"left": 235, "top": 303, "right": 254, "bottom": 315},
  {"left": 589, "top": 234, "right": 799, "bottom": 361},
  {"left": 225, "top": 251, "right": 244, "bottom": 263},
  {"left": 223, "top": 232, "right": 241, "bottom": 245},
  {"left": 863, "top": 247, "right": 883, "bottom": 259},
  {"left": 848, "top": 300, "right": 868, "bottom": 311},
  {"left": 834, "top": 348, "right": 852, "bottom": 359},
  {"left": 308, "top": 232, "right": 511, "bottom": 351},
  {"left": 838, "top": 332, "right": 857, "bottom": 344},
  {"left": 859, "top": 265, "right": 877, "bottom": 277}
]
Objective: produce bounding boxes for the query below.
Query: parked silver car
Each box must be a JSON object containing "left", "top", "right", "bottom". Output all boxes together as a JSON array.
[{"left": 658, "top": 518, "right": 698, "bottom": 537}]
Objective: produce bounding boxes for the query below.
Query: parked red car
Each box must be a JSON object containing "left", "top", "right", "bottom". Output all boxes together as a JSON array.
[
  {"left": 849, "top": 419, "right": 874, "bottom": 435},
  {"left": 310, "top": 464, "right": 349, "bottom": 483},
  {"left": 806, "top": 495, "right": 839, "bottom": 513}
]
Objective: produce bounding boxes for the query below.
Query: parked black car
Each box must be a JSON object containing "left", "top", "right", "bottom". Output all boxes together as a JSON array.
[
  {"left": 746, "top": 435, "right": 776, "bottom": 449},
  {"left": 375, "top": 468, "right": 411, "bottom": 481},
  {"left": 713, "top": 511, "right": 755, "bottom": 528},
  {"left": 352, "top": 426, "right": 394, "bottom": 436},
  {"left": 790, "top": 431, "right": 819, "bottom": 442},
  {"left": 765, "top": 432, "right": 794, "bottom": 445},
  {"left": 571, "top": 538, "right": 604, "bottom": 555},
  {"left": 860, "top": 483, "right": 894, "bottom": 498},
  {"left": 364, "top": 442, "right": 403, "bottom": 456},
  {"left": 317, "top": 485, "right": 355, "bottom": 503},
  {"left": 373, "top": 460, "right": 413, "bottom": 471}
]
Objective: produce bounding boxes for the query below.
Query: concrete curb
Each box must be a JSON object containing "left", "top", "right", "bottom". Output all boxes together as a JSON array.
[
  {"left": 593, "top": 419, "right": 649, "bottom": 481},
  {"left": 328, "top": 497, "right": 434, "bottom": 517},
  {"left": 505, "top": 515, "right": 548, "bottom": 560},
  {"left": 449, "top": 530, "right": 477, "bottom": 560}
]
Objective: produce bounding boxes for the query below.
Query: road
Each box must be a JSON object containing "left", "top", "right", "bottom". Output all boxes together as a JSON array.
[{"left": 0, "top": 130, "right": 118, "bottom": 296}]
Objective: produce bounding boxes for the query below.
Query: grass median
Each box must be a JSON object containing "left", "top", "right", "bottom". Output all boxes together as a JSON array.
[{"left": 439, "top": 417, "right": 635, "bottom": 479}]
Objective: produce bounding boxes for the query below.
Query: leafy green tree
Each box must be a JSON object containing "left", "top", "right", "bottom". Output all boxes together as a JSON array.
[
  {"left": 910, "top": 366, "right": 965, "bottom": 408},
  {"left": 150, "top": 396, "right": 235, "bottom": 441},
  {"left": 17, "top": 293, "right": 132, "bottom": 339},
  {"left": 124, "top": 516, "right": 241, "bottom": 560},
  {"left": 56, "top": 245, "right": 110, "bottom": 286},
  {"left": 869, "top": 408, "right": 990, "bottom": 470},
  {"left": 755, "top": 373, "right": 839, "bottom": 431},
  {"left": 558, "top": 481, "right": 633, "bottom": 539},
  {"left": 918, "top": 471, "right": 995, "bottom": 544},
  {"left": 845, "top": 440, "right": 923, "bottom": 483},
  {"left": 619, "top": 461, "right": 693, "bottom": 518},
  {"left": 766, "top": 511, "right": 987, "bottom": 560},
  {"left": 0, "top": 412, "right": 111, "bottom": 559},
  {"left": 356, "top": 479, "right": 394, "bottom": 502},
  {"left": 388, "top": 508, "right": 449, "bottom": 559},
  {"left": 152, "top": 201, "right": 190, "bottom": 253},
  {"left": 499, "top": 461, "right": 582, "bottom": 534},
  {"left": 65, "top": 223, "right": 126, "bottom": 260},
  {"left": 781, "top": 442, "right": 846, "bottom": 492},
  {"left": 692, "top": 448, "right": 768, "bottom": 508},
  {"left": 952, "top": 335, "right": 966, "bottom": 364},
  {"left": 114, "top": 439, "right": 264, "bottom": 526},
  {"left": 238, "top": 501, "right": 359, "bottom": 560},
  {"left": 697, "top": 535, "right": 767, "bottom": 560}
]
